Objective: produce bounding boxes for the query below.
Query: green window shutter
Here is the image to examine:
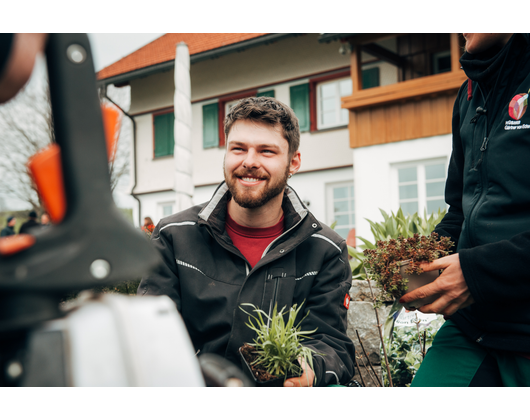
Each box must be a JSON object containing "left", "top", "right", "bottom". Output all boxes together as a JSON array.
[
  {"left": 362, "top": 67, "right": 380, "bottom": 89},
  {"left": 154, "top": 113, "right": 174, "bottom": 157},
  {"left": 257, "top": 90, "right": 275, "bottom": 98},
  {"left": 289, "top": 84, "right": 310, "bottom": 132},
  {"left": 202, "top": 102, "right": 219, "bottom": 149}
]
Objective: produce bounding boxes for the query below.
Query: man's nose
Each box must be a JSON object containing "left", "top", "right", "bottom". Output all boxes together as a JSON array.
[{"left": 242, "top": 149, "right": 260, "bottom": 169}]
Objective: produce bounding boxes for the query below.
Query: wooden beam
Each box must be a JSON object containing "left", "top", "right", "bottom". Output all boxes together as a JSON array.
[
  {"left": 350, "top": 44, "right": 363, "bottom": 92},
  {"left": 362, "top": 43, "right": 406, "bottom": 68},
  {"left": 342, "top": 70, "right": 467, "bottom": 111},
  {"left": 450, "top": 33, "right": 463, "bottom": 73}
]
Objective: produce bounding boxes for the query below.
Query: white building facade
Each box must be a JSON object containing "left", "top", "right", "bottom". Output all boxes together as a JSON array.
[{"left": 98, "top": 33, "right": 466, "bottom": 246}]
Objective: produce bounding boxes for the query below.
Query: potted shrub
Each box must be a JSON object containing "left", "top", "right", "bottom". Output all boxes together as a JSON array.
[
  {"left": 363, "top": 232, "right": 454, "bottom": 310},
  {"left": 238, "top": 302, "right": 318, "bottom": 387}
]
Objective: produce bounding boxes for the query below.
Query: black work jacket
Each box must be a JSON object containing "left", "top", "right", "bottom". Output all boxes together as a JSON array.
[
  {"left": 138, "top": 183, "right": 355, "bottom": 386},
  {"left": 435, "top": 34, "right": 530, "bottom": 352}
]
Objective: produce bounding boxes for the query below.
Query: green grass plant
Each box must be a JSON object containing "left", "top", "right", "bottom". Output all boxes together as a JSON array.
[{"left": 240, "top": 302, "right": 318, "bottom": 383}]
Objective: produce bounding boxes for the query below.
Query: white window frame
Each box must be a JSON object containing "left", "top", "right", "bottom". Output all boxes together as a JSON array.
[
  {"left": 391, "top": 158, "right": 448, "bottom": 216},
  {"left": 325, "top": 180, "right": 355, "bottom": 240},
  {"left": 224, "top": 99, "right": 239, "bottom": 117},
  {"left": 157, "top": 201, "right": 175, "bottom": 221},
  {"left": 316, "top": 77, "right": 352, "bottom": 130}
]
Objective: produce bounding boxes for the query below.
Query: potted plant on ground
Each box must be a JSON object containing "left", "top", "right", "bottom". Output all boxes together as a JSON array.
[
  {"left": 363, "top": 232, "right": 454, "bottom": 310},
  {"left": 239, "top": 302, "right": 318, "bottom": 387}
]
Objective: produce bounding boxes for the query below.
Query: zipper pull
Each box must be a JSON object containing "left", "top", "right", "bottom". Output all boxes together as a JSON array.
[{"left": 480, "top": 137, "right": 489, "bottom": 151}]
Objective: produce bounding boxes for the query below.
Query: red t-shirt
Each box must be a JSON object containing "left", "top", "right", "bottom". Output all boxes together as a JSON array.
[{"left": 226, "top": 212, "right": 284, "bottom": 269}]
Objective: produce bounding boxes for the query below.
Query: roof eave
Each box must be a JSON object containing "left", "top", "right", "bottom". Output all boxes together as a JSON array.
[
  {"left": 318, "top": 33, "right": 358, "bottom": 43},
  {"left": 97, "top": 33, "right": 298, "bottom": 87}
]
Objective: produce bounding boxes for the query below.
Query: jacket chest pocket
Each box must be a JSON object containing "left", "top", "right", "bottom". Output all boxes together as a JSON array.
[{"left": 260, "top": 268, "right": 296, "bottom": 316}]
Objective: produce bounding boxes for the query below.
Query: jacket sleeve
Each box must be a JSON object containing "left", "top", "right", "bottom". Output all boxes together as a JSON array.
[
  {"left": 459, "top": 232, "right": 530, "bottom": 305},
  {"left": 300, "top": 240, "right": 355, "bottom": 386},
  {"left": 434, "top": 84, "right": 466, "bottom": 252},
  {"left": 137, "top": 224, "right": 182, "bottom": 311}
]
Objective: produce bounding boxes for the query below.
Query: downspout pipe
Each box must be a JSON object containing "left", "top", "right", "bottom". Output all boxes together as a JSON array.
[{"left": 100, "top": 85, "right": 142, "bottom": 227}]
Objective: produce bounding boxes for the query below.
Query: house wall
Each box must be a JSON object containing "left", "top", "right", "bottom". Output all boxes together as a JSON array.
[
  {"left": 353, "top": 133, "right": 453, "bottom": 244},
  {"left": 128, "top": 34, "right": 362, "bottom": 226},
  {"left": 126, "top": 34, "right": 422, "bottom": 229}
]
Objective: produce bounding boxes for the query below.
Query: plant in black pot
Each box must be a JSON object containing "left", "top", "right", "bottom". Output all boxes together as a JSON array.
[
  {"left": 239, "top": 302, "right": 318, "bottom": 387},
  {"left": 363, "top": 232, "right": 454, "bottom": 310}
]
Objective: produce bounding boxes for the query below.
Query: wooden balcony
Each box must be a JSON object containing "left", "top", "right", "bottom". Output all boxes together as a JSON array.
[
  {"left": 342, "top": 71, "right": 467, "bottom": 148},
  {"left": 343, "top": 33, "right": 467, "bottom": 148},
  {"left": 342, "top": 71, "right": 467, "bottom": 112}
]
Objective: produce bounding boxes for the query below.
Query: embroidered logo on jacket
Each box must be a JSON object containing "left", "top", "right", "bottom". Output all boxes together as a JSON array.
[
  {"left": 343, "top": 293, "right": 350, "bottom": 309},
  {"left": 508, "top": 89, "right": 529, "bottom": 120},
  {"left": 505, "top": 89, "right": 530, "bottom": 130}
]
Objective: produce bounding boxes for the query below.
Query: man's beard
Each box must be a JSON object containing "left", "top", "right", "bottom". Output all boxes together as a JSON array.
[{"left": 225, "top": 165, "right": 290, "bottom": 209}]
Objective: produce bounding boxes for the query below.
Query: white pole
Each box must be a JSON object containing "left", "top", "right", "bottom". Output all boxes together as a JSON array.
[{"left": 173, "top": 42, "right": 193, "bottom": 212}]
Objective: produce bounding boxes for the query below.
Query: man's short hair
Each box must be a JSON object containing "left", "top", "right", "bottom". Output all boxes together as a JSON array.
[
  {"left": 29, "top": 210, "right": 37, "bottom": 218},
  {"left": 224, "top": 96, "right": 300, "bottom": 157}
]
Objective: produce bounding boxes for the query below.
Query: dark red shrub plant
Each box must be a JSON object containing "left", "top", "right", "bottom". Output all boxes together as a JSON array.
[{"left": 363, "top": 232, "right": 454, "bottom": 306}]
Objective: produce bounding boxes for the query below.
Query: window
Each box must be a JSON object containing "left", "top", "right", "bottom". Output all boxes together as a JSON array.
[
  {"left": 327, "top": 181, "right": 355, "bottom": 240},
  {"left": 202, "top": 103, "right": 219, "bottom": 149},
  {"left": 432, "top": 51, "right": 451, "bottom": 74},
  {"left": 316, "top": 77, "right": 352, "bottom": 130},
  {"left": 396, "top": 160, "right": 447, "bottom": 215},
  {"left": 313, "top": 66, "right": 380, "bottom": 130},
  {"left": 158, "top": 202, "right": 175, "bottom": 221},
  {"left": 257, "top": 90, "right": 275, "bottom": 98},
  {"left": 290, "top": 83, "right": 310, "bottom": 132},
  {"left": 362, "top": 67, "right": 380, "bottom": 89},
  {"left": 153, "top": 111, "right": 174, "bottom": 157},
  {"left": 203, "top": 90, "right": 263, "bottom": 149}
]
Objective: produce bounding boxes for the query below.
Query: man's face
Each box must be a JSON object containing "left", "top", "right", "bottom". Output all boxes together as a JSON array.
[
  {"left": 223, "top": 119, "right": 300, "bottom": 209},
  {"left": 463, "top": 33, "right": 513, "bottom": 54},
  {"left": 41, "top": 214, "right": 49, "bottom": 224},
  {"left": 8, "top": 218, "right": 16, "bottom": 227}
]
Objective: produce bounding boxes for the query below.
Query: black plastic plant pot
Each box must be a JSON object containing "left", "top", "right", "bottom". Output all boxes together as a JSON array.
[
  {"left": 398, "top": 260, "right": 441, "bottom": 311},
  {"left": 238, "top": 347, "right": 299, "bottom": 387}
]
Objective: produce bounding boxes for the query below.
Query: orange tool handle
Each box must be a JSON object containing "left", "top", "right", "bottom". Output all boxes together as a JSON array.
[{"left": 26, "top": 103, "right": 122, "bottom": 226}]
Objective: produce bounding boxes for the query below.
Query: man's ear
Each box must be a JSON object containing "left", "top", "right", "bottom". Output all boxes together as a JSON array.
[{"left": 290, "top": 151, "right": 301, "bottom": 175}]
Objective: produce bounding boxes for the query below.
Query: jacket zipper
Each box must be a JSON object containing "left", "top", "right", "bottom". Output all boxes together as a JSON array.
[
  {"left": 467, "top": 83, "right": 491, "bottom": 247},
  {"left": 260, "top": 214, "right": 307, "bottom": 260},
  {"left": 267, "top": 273, "right": 284, "bottom": 319}
]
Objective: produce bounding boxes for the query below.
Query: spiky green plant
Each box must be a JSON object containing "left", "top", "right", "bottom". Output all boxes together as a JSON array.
[{"left": 240, "top": 302, "right": 318, "bottom": 382}]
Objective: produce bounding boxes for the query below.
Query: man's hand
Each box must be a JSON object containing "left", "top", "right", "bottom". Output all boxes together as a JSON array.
[
  {"left": 283, "top": 357, "right": 314, "bottom": 387},
  {"left": 399, "top": 253, "right": 474, "bottom": 316}
]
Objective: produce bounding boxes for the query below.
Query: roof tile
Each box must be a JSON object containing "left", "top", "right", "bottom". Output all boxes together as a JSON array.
[{"left": 97, "top": 33, "right": 268, "bottom": 80}]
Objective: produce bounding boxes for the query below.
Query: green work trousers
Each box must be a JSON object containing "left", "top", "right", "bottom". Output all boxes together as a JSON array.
[{"left": 411, "top": 320, "right": 530, "bottom": 387}]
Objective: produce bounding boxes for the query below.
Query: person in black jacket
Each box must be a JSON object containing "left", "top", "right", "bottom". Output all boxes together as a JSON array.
[
  {"left": 401, "top": 33, "right": 530, "bottom": 386},
  {"left": 138, "top": 96, "right": 355, "bottom": 386},
  {"left": 1, "top": 216, "right": 16, "bottom": 237},
  {"left": 18, "top": 210, "right": 40, "bottom": 234}
]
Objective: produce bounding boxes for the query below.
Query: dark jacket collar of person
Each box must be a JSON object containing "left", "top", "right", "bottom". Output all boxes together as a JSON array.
[{"left": 198, "top": 182, "right": 311, "bottom": 237}]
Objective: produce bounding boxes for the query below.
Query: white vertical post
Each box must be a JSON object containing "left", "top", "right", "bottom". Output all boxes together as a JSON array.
[{"left": 173, "top": 42, "right": 193, "bottom": 212}]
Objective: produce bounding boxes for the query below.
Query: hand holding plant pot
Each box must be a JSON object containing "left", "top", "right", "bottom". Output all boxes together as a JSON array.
[
  {"left": 239, "top": 302, "right": 319, "bottom": 387},
  {"left": 363, "top": 232, "right": 454, "bottom": 310},
  {"left": 399, "top": 253, "right": 475, "bottom": 315}
]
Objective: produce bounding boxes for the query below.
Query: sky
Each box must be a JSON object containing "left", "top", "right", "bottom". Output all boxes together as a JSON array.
[
  {"left": 87, "top": 33, "right": 164, "bottom": 72},
  {"left": 0, "top": 33, "right": 165, "bottom": 212}
]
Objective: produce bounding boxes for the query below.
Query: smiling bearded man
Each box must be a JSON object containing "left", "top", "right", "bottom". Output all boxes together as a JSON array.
[
  {"left": 138, "top": 96, "right": 355, "bottom": 387},
  {"left": 223, "top": 123, "right": 292, "bottom": 209}
]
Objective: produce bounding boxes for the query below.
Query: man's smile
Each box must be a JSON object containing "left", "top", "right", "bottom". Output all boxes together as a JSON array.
[{"left": 239, "top": 176, "right": 265, "bottom": 184}]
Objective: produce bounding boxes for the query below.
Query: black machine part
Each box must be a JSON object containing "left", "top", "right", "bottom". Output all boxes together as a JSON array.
[{"left": 0, "top": 34, "right": 162, "bottom": 332}]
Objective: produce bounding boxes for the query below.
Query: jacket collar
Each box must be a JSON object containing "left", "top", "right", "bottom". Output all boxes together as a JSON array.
[
  {"left": 198, "top": 181, "right": 311, "bottom": 234},
  {"left": 460, "top": 34, "right": 529, "bottom": 85}
]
